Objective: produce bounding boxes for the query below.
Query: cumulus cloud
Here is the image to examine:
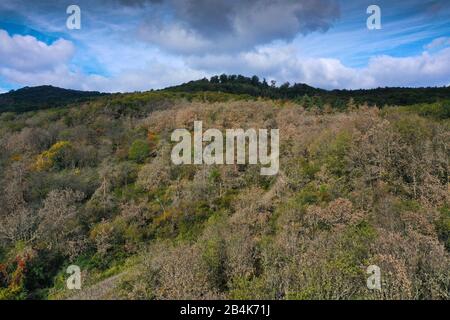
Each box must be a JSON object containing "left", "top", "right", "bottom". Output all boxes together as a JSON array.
[
  {"left": 0, "top": 28, "right": 209, "bottom": 92},
  {"left": 187, "top": 46, "right": 364, "bottom": 89},
  {"left": 0, "top": 62, "right": 207, "bottom": 93},
  {"left": 138, "top": 22, "right": 210, "bottom": 55},
  {"left": 78, "top": 61, "right": 207, "bottom": 92},
  {"left": 0, "top": 30, "right": 74, "bottom": 72},
  {"left": 0, "top": 61, "right": 208, "bottom": 93},
  {"left": 364, "top": 49, "right": 450, "bottom": 88},
  {"left": 1, "top": 0, "right": 450, "bottom": 93},
  {"left": 2, "top": 26, "right": 450, "bottom": 92},
  {"left": 0, "top": 29, "right": 83, "bottom": 89},
  {"left": 187, "top": 44, "right": 450, "bottom": 89}
]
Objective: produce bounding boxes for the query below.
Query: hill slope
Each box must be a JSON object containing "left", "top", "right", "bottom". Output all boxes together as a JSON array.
[
  {"left": 0, "top": 95, "right": 448, "bottom": 300},
  {"left": 0, "top": 85, "right": 107, "bottom": 113},
  {"left": 164, "top": 75, "right": 450, "bottom": 107},
  {"left": 2, "top": 75, "right": 450, "bottom": 114}
]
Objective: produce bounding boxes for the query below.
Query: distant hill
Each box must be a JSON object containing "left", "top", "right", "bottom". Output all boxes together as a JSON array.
[
  {"left": 1, "top": 76, "right": 450, "bottom": 113},
  {"left": 164, "top": 75, "right": 450, "bottom": 108},
  {"left": 0, "top": 85, "right": 108, "bottom": 113},
  {"left": 164, "top": 75, "right": 324, "bottom": 99}
]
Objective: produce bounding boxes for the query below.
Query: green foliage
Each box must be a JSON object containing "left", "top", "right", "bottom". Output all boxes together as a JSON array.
[
  {"left": 0, "top": 87, "right": 449, "bottom": 300},
  {"left": 228, "top": 276, "right": 269, "bottom": 300},
  {"left": 394, "top": 101, "right": 450, "bottom": 120},
  {"left": 323, "top": 131, "right": 352, "bottom": 177},
  {"left": 128, "top": 139, "right": 151, "bottom": 163},
  {"left": 393, "top": 115, "right": 432, "bottom": 144},
  {"left": 436, "top": 205, "right": 450, "bottom": 251},
  {"left": 295, "top": 184, "right": 331, "bottom": 207},
  {"left": 34, "top": 141, "right": 74, "bottom": 171},
  {"left": 201, "top": 237, "right": 227, "bottom": 291},
  {"left": 23, "top": 250, "right": 64, "bottom": 299}
]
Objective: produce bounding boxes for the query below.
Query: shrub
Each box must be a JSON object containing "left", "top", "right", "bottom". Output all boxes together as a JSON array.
[
  {"left": 34, "top": 141, "right": 74, "bottom": 171},
  {"left": 436, "top": 205, "right": 450, "bottom": 251},
  {"left": 128, "top": 139, "right": 151, "bottom": 163}
]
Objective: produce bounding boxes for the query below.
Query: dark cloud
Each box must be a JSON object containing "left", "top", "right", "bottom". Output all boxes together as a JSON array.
[
  {"left": 116, "top": 0, "right": 163, "bottom": 7},
  {"left": 171, "top": 0, "right": 235, "bottom": 37},
  {"left": 187, "top": 0, "right": 339, "bottom": 38},
  {"left": 126, "top": 0, "right": 341, "bottom": 53}
]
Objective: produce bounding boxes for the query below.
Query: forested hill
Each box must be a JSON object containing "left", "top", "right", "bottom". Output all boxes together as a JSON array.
[
  {"left": 164, "top": 75, "right": 450, "bottom": 107},
  {"left": 1, "top": 75, "right": 450, "bottom": 113},
  {"left": 0, "top": 85, "right": 107, "bottom": 113}
]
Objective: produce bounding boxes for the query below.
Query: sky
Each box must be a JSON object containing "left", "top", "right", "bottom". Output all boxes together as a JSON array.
[{"left": 0, "top": 0, "right": 449, "bottom": 93}]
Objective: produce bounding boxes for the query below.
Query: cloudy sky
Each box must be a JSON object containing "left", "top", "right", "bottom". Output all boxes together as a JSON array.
[{"left": 0, "top": 0, "right": 449, "bottom": 93}]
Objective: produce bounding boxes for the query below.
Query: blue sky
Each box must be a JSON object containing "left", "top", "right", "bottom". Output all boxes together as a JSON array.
[{"left": 0, "top": 0, "right": 449, "bottom": 93}]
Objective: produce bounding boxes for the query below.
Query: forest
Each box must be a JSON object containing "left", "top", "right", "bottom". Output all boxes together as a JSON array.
[
  {"left": 166, "top": 75, "right": 450, "bottom": 108},
  {"left": 2, "top": 74, "right": 450, "bottom": 114},
  {"left": 0, "top": 82, "right": 449, "bottom": 300}
]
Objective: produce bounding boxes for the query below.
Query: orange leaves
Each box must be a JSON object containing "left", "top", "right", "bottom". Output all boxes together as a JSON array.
[
  {"left": 10, "top": 154, "right": 22, "bottom": 162},
  {"left": 147, "top": 130, "right": 159, "bottom": 148},
  {"left": 0, "top": 250, "right": 35, "bottom": 296}
]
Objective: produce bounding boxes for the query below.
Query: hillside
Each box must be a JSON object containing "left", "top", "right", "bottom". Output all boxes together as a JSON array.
[
  {"left": 0, "top": 86, "right": 108, "bottom": 113},
  {"left": 1, "top": 75, "right": 450, "bottom": 114},
  {"left": 165, "top": 75, "right": 450, "bottom": 107},
  {"left": 0, "top": 91, "right": 448, "bottom": 300}
]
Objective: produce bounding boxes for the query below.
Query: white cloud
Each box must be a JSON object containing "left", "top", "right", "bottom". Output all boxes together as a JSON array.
[
  {"left": 187, "top": 45, "right": 366, "bottom": 89},
  {"left": 0, "top": 30, "right": 74, "bottom": 72},
  {"left": 80, "top": 62, "right": 207, "bottom": 92},
  {"left": 0, "top": 29, "right": 83, "bottom": 90},
  {"left": 138, "top": 23, "right": 211, "bottom": 55},
  {"left": 1, "top": 28, "right": 450, "bottom": 93},
  {"left": 0, "top": 56, "right": 207, "bottom": 93},
  {"left": 0, "top": 28, "right": 206, "bottom": 93},
  {"left": 187, "top": 44, "right": 450, "bottom": 89},
  {"left": 364, "top": 48, "right": 450, "bottom": 88}
]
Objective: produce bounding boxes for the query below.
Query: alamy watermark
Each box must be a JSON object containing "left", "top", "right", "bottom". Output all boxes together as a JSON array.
[
  {"left": 367, "top": 5, "right": 382, "bottom": 30},
  {"left": 66, "top": 265, "right": 81, "bottom": 290},
  {"left": 66, "top": 5, "right": 81, "bottom": 30},
  {"left": 171, "top": 121, "right": 279, "bottom": 176},
  {"left": 366, "top": 265, "right": 381, "bottom": 290},
  {"left": 64, "top": 5, "right": 380, "bottom": 31}
]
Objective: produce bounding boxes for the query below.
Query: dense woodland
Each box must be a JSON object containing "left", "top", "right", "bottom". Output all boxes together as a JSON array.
[{"left": 0, "top": 82, "right": 449, "bottom": 300}]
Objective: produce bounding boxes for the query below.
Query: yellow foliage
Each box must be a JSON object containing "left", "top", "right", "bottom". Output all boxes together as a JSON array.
[
  {"left": 10, "top": 154, "right": 22, "bottom": 162},
  {"left": 33, "top": 141, "right": 72, "bottom": 171}
]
